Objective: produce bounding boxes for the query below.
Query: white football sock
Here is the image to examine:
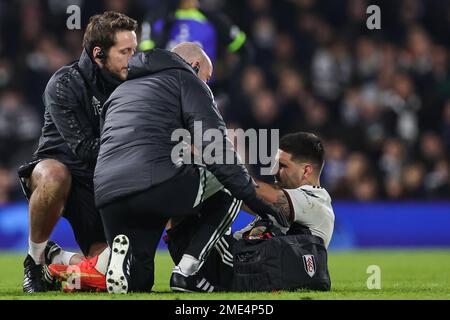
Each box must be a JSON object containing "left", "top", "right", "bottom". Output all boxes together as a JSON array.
[
  {"left": 94, "top": 247, "right": 110, "bottom": 275},
  {"left": 51, "top": 250, "right": 79, "bottom": 265},
  {"left": 177, "top": 254, "right": 201, "bottom": 276},
  {"left": 28, "top": 239, "right": 47, "bottom": 265}
]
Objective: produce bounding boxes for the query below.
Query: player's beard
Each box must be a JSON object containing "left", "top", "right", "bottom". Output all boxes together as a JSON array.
[
  {"left": 276, "top": 173, "right": 298, "bottom": 189},
  {"left": 275, "top": 173, "right": 288, "bottom": 189}
]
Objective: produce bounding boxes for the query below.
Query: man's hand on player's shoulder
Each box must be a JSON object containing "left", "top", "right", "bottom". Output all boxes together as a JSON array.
[{"left": 242, "top": 179, "right": 293, "bottom": 226}]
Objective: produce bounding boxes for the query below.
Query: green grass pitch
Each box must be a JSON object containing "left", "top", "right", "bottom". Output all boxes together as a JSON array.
[{"left": 1, "top": 250, "right": 449, "bottom": 300}]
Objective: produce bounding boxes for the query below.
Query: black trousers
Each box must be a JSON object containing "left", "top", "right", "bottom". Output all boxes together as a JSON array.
[
  {"left": 100, "top": 167, "right": 241, "bottom": 292},
  {"left": 167, "top": 216, "right": 237, "bottom": 290}
]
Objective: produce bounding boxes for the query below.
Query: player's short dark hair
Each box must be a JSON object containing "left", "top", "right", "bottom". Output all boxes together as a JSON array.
[
  {"left": 280, "top": 132, "right": 325, "bottom": 171},
  {"left": 83, "top": 11, "right": 137, "bottom": 55}
]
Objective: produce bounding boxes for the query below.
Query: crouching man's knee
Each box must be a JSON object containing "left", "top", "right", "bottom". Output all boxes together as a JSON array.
[{"left": 30, "top": 159, "right": 71, "bottom": 197}]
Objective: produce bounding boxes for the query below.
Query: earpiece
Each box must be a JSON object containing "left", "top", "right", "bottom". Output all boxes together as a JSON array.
[
  {"left": 193, "top": 65, "right": 200, "bottom": 74},
  {"left": 95, "top": 48, "right": 106, "bottom": 62}
]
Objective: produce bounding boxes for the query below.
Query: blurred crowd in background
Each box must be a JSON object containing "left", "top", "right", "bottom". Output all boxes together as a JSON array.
[{"left": 0, "top": 0, "right": 449, "bottom": 203}]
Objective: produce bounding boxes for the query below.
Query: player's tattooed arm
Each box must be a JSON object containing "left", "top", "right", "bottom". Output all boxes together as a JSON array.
[
  {"left": 242, "top": 179, "right": 293, "bottom": 223},
  {"left": 273, "top": 191, "right": 293, "bottom": 223},
  {"left": 242, "top": 179, "right": 280, "bottom": 215}
]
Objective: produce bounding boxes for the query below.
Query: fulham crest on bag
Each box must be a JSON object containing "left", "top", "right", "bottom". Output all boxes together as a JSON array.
[{"left": 303, "top": 254, "right": 316, "bottom": 278}]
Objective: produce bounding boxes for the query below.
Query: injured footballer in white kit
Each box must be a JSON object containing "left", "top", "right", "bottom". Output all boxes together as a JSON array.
[
  {"left": 166, "top": 131, "right": 335, "bottom": 292},
  {"left": 48, "top": 131, "right": 334, "bottom": 292}
]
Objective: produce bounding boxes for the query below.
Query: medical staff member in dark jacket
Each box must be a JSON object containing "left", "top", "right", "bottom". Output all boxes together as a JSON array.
[
  {"left": 95, "top": 42, "right": 286, "bottom": 294},
  {"left": 18, "top": 12, "right": 138, "bottom": 293}
]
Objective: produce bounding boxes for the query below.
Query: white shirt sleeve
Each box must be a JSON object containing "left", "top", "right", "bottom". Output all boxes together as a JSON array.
[
  {"left": 283, "top": 188, "right": 318, "bottom": 226},
  {"left": 282, "top": 187, "right": 334, "bottom": 248}
]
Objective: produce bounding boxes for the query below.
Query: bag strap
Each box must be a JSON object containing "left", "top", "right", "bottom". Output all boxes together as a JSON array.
[{"left": 295, "top": 234, "right": 325, "bottom": 246}]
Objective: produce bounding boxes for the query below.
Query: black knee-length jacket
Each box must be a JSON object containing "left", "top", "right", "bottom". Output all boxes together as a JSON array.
[{"left": 94, "top": 49, "right": 256, "bottom": 209}]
